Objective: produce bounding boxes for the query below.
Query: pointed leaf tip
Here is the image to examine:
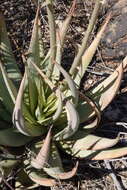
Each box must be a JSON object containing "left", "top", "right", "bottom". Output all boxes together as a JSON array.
[
  {"left": 55, "top": 161, "right": 79, "bottom": 180},
  {"left": 31, "top": 127, "right": 52, "bottom": 169}
]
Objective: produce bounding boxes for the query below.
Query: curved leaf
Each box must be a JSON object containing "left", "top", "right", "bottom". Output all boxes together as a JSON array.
[
  {"left": 88, "top": 62, "right": 124, "bottom": 110},
  {"left": 72, "top": 147, "right": 127, "bottom": 160},
  {"left": 13, "top": 71, "right": 30, "bottom": 136},
  {"left": 12, "top": 71, "right": 44, "bottom": 137},
  {"left": 27, "top": 168, "right": 56, "bottom": 187},
  {"left": 77, "top": 92, "right": 101, "bottom": 123},
  {"left": 77, "top": 62, "right": 125, "bottom": 123},
  {"left": 72, "top": 134, "right": 120, "bottom": 151},
  {"left": 26, "top": 7, "right": 43, "bottom": 117},
  {"left": 43, "top": 143, "right": 78, "bottom": 179},
  {"left": 31, "top": 127, "right": 52, "bottom": 169},
  {"left": 74, "top": 13, "right": 111, "bottom": 86},
  {"left": 54, "top": 100, "right": 80, "bottom": 140},
  {"left": 55, "top": 62, "right": 79, "bottom": 105},
  {"left": 83, "top": 118, "right": 99, "bottom": 130}
]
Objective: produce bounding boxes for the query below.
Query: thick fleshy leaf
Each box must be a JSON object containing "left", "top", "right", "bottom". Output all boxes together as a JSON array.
[
  {"left": 72, "top": 147, "right": 127, "bottom": 160},
  {"left": 67, "top": 117, "right": 100, "bottom": 140},
  {"left": 0, "top": 69, "right": 14, "bottom": 114},
  {"left": 26, "top": 7, "right": 43, "bottom": 116},
  {"left": 0, "top": 120, "right": 10, "bottom": 129},
  {"left": 26, "top": 68, "right": 38, "bottom": 116},
  {"left": 24, "top": 154, "right": 56, "bottom": 187},
  {"left": 27, "top": 6, "right": 44, "bottom": 111},
  {"left": 29, "top": 173, "right": 56, "bottom": 187},
  {"left": 54, "top": 100, "right": 80, "bottom": 140},
  {"left": 77, "top": 92, "right": 101, "bottom": 123},
  {"left": 77, "top": 62, "right": 125, "bottom": 123},
  {"left": 40, "top": 49, "right": 50, "bottom": 69},
  {"left": 31, "top": 127, "right": 52, "bottom": 169},
  {"left": 0, "top": 60, "right": 17, "bottom": 103},
  {"left": 0, "top": 128, "right": 32, "bottom": 147},
  {"left": 53, "top": 0, "right": 76, "bottom": 79},
  {"left": 69, "top": 0, "right": 101, "bottom": 76},
  {"left": 16, "top": 168, "right": 34, "bottom": 187},
  {"left": 43, "top": 143, "right": 78, "bottom": 179},
  {"left": 55, "top": 62, "right": 79, "bottom": 105},
  {"left": 0, "top": 14, "right": 21, "bottom": 86},
  {"left": 13, "top": 71, "right": 30, "bottom": 136},
  {"left": 27, "top": 7, "right": 43, "bottom": 67},
  {"left": 27, "top": 167, "right": 56, "bottom": 187},
  {"left": 52, "top": 90, "right": 63, "bottom": 121},
  {"left": 0, "top": 159, "right": 18, "bottom": 169},
  {"left": 30, "top": 61, "right": 63, "bottom": 122},
  {"left": 88, "top": 62, "right": 124, "bottom": 111},
  {"left": 83, "top": 118, "right": 99, "bottom": 130},
  {"left": 12, "top": 71, "right": 44, "bottom": 137},
  {"left": 46, "top": 0, "right": 57, "bottom": 78},
  {"left": 36, "top": 79, "right": 47, "bottom": 113},
  {"left": 72, "top": 134, "right": 120, "bottom": 151},
  {"left": 0, "top": 98, "right": 12, "bottom": 122},
  {"left": 74, "top": 14, "right": 111, "bottom": 86}
]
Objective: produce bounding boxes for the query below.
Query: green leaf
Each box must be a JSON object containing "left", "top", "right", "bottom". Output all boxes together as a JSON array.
[
  {"left": 27, "top": 7, "right": 43, "bottom": 68},
  {"left": 0, "top": 68, "right": 14, "bottom": 114},
  {"left": 26, "top": 8, "right": 44, "bottom": 119},
  {"left": 0, "top": 120, "right": 10, "bottom": 129},
  {"left": 13, "top": 71, "right": 30, "bottom": 136},
  {"left": 53, "top": 0, "right": 76, "bottom": 79},
  {"left": 52, "top": 90, "right": 63, "bottom": 122},
  {"left": 28, "top": 169, "right": 56, "bottom": 187},
  {"left": 0, "top": 128, "right": 32, "bottom": 147},
  {"left": 26, "top": 68, "right": 38, "bottom": 116},
  {"left": 0, "top": 14, "right": 21, "bottom": 86},
  {"left": 71, "top": 147, "right": 127, "bottom": 160},
  {"left": 30, "top": 61, "right": 65, "bottom": 124},
  {"left": 25, "top": 158, "right": 56, "bottom": 187},
  {"left": 87, "top": 62, "right": 124, "bottom": 111},
  {"left": 0, "top": 99, "right": 12, "bottom": 122},
  {"left": 72, "top": 134, "right": 119, "bottom": 151},
  {"left": 77, "top": 62, "right": 124, "bottom": 123},
  {"left": 69, "top": 0, "right": 101, "bottom": 76},
  {"left": 31, "top": 127, "right": 52, "bottom": 169},
  {"left": 43, "top": 143, "right": 78, "bottom": 179},
  {"left": 36, "top": 79, "right": 47, "bottom": 110},
  {"left": 0, "top": 60, "right": 17, "bottom": 104},
  {"left": 54, "top": 100, "right": 80, "bottom": 140},
  {"left": 74, "top": 14, "right": 111, "bottom": 86},
  {"left": 46, "top": 0, "right": 56, "bottom": 78},
  {"left": 56, "top": 63, "right": 79, "bottom": 105}
]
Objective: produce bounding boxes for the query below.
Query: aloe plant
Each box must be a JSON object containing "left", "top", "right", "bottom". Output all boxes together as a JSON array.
[{"left": 0, "top": 0, "right": 127, "bottom": 188}]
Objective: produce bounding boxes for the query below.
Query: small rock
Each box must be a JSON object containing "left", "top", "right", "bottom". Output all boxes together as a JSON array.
[{"left": 101, "top": 0, "right": 127, "bottom": 63}]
